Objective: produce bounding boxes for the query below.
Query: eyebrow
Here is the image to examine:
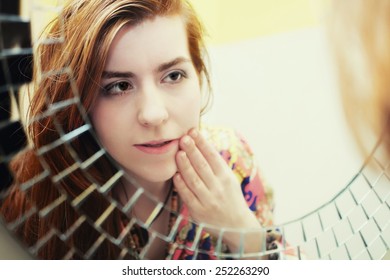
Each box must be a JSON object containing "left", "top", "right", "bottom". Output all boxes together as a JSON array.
[
  {"left": 101, "top": 57, "right": 191, "bottom": 79},
  {"left": 157, "top": 57, "right": 191, "bottom": 72},
  {"left": 101, "top": 71, "right": 134, "bottom": 79}
]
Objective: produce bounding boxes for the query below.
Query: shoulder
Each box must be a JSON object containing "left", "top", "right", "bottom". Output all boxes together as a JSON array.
[
  {"left": 200, "top": 124, "right": 274, "bottom": 216},
  {"left": 200, "top": 124, "right": 256, "bottom": 176},
  {"left": 200, "top": 123, "right": 248, "bottom": 148}
]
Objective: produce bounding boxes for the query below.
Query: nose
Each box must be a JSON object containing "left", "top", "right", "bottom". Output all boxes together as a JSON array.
[{"left": 137, "top": 86, "right": 169, "bottom": 127}]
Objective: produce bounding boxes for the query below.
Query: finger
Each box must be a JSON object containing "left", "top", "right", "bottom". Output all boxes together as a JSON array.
[
  {"left": 188, "top": 128, "right": 227, "bottom": 175},
  {"left": 179, "top": 135, "right": 216, "bottom": 187},
  {"left": 175, "top": 150, "right": 211, "bottom": 204},
  {"left": 173, "top": 172, "right": 201, "bottom": 212}
]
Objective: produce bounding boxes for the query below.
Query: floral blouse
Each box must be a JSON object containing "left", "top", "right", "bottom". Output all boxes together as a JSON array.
[{"left": 126, "top": 125, "right": 282, "bottom": 260}]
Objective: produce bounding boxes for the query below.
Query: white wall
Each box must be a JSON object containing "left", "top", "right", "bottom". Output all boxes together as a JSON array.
[{"left": 203, "top": 26, "right": 364, "bottom": 225}]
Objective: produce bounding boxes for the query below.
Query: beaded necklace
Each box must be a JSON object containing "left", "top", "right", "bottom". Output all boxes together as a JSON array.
[{"left": 126, "top": 182, "right": 179, "bottom": 259}]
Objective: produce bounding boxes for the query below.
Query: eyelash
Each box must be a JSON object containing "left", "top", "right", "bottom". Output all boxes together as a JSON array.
[
  {"left": 101, "top": 70, "right": 188, "bottom": 97},
  {"left": 162, "top": 70, "right": 187, "bottom": 83},
  {"left": 102, "top": 81, "right": 133, "bottom": 96}
]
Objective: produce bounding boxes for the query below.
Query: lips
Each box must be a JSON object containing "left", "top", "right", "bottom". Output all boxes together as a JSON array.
[
  {"left": 134, "top": 139, "right": 178, "bottom": 154},
  {"left": 139, "top": 140, "right": 173, "bottom": 148}
]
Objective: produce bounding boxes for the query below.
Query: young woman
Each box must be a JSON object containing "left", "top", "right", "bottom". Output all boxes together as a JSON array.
[{"left": 0, "top": 0, "right": 280, "bottom": 259}]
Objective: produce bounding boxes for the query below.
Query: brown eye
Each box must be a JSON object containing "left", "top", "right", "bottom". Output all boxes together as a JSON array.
[
  {"left": 103, "top": 81, "right": 133, "bottom": 96},
  {"left": 117, "top": 81, "right": 130, "bottom": 91},
  {"left": 169, "top": 72, "right": 181, "bottom": 81},
  {"left": 163, "top": 70, "right": 187, "bottom": 83}
]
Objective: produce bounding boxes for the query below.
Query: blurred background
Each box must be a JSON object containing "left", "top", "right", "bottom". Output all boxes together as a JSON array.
[{"left": 192, "top": 0, "right": 364, "bottom": 225}]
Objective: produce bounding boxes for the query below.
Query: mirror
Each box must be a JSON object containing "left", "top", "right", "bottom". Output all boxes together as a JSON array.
[{"left": 1, "top": 0, "right": 389, "bottom": 260}]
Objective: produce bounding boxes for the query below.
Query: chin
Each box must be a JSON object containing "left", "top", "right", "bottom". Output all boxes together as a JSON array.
[
  {"left": 148, "top": 167, "right": 177, "bottom": 183},
  {"left": 130, "top": 163, "right": 178, "bottom": 186}
]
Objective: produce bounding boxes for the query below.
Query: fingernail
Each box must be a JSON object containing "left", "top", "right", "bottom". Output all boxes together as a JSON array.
[{"left": 182, "top": 136, "right": 191, "bottom": 146}]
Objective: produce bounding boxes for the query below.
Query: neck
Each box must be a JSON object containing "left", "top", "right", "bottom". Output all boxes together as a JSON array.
[
  {"left": 119, "top": 177, "right": 171, "bottom": 204},
  {"left": 117, "top": 177, "right": 173, "bottom": 225}
]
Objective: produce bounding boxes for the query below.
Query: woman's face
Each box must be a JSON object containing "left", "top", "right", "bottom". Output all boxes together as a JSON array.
[{"left": 90, "top": 16, "right": 201, "bottom": 189}]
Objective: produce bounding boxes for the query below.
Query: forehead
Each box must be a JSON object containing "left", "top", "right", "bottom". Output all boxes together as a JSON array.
[{"left": 105, "top": 15, "right": 190, "bottom": 71}]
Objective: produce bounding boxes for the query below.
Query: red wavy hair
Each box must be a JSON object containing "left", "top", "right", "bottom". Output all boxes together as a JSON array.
[{"left": 1, "top": 0, "right": 209, "bottom": 259}]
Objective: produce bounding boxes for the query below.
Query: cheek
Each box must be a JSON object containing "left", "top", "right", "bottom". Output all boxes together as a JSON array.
[
  {"left": 90, "top": 102, "right": 122, "bottom": 145},
  {"left": 188, "top": 80, "right": 202, "bottom": 107},
  {"left": 179, "top": 86, "right": 202, "bottom": 124},
  {"left": 90, "top": 104, "right": 106, "bottom": 137}
]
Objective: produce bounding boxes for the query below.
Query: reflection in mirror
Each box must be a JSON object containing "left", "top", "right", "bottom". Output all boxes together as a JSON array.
[{"left": 0, "top": 0, "right": 389, "bottom": 260}]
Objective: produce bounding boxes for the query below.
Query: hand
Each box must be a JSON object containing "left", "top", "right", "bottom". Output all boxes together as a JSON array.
[{"left": 174, "top": 128, "right": 265, "bottom": 255}]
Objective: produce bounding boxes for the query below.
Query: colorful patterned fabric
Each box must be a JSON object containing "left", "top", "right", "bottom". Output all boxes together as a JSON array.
[{"left": 166, "top": 125, "right": 275, "bottom": 259}]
